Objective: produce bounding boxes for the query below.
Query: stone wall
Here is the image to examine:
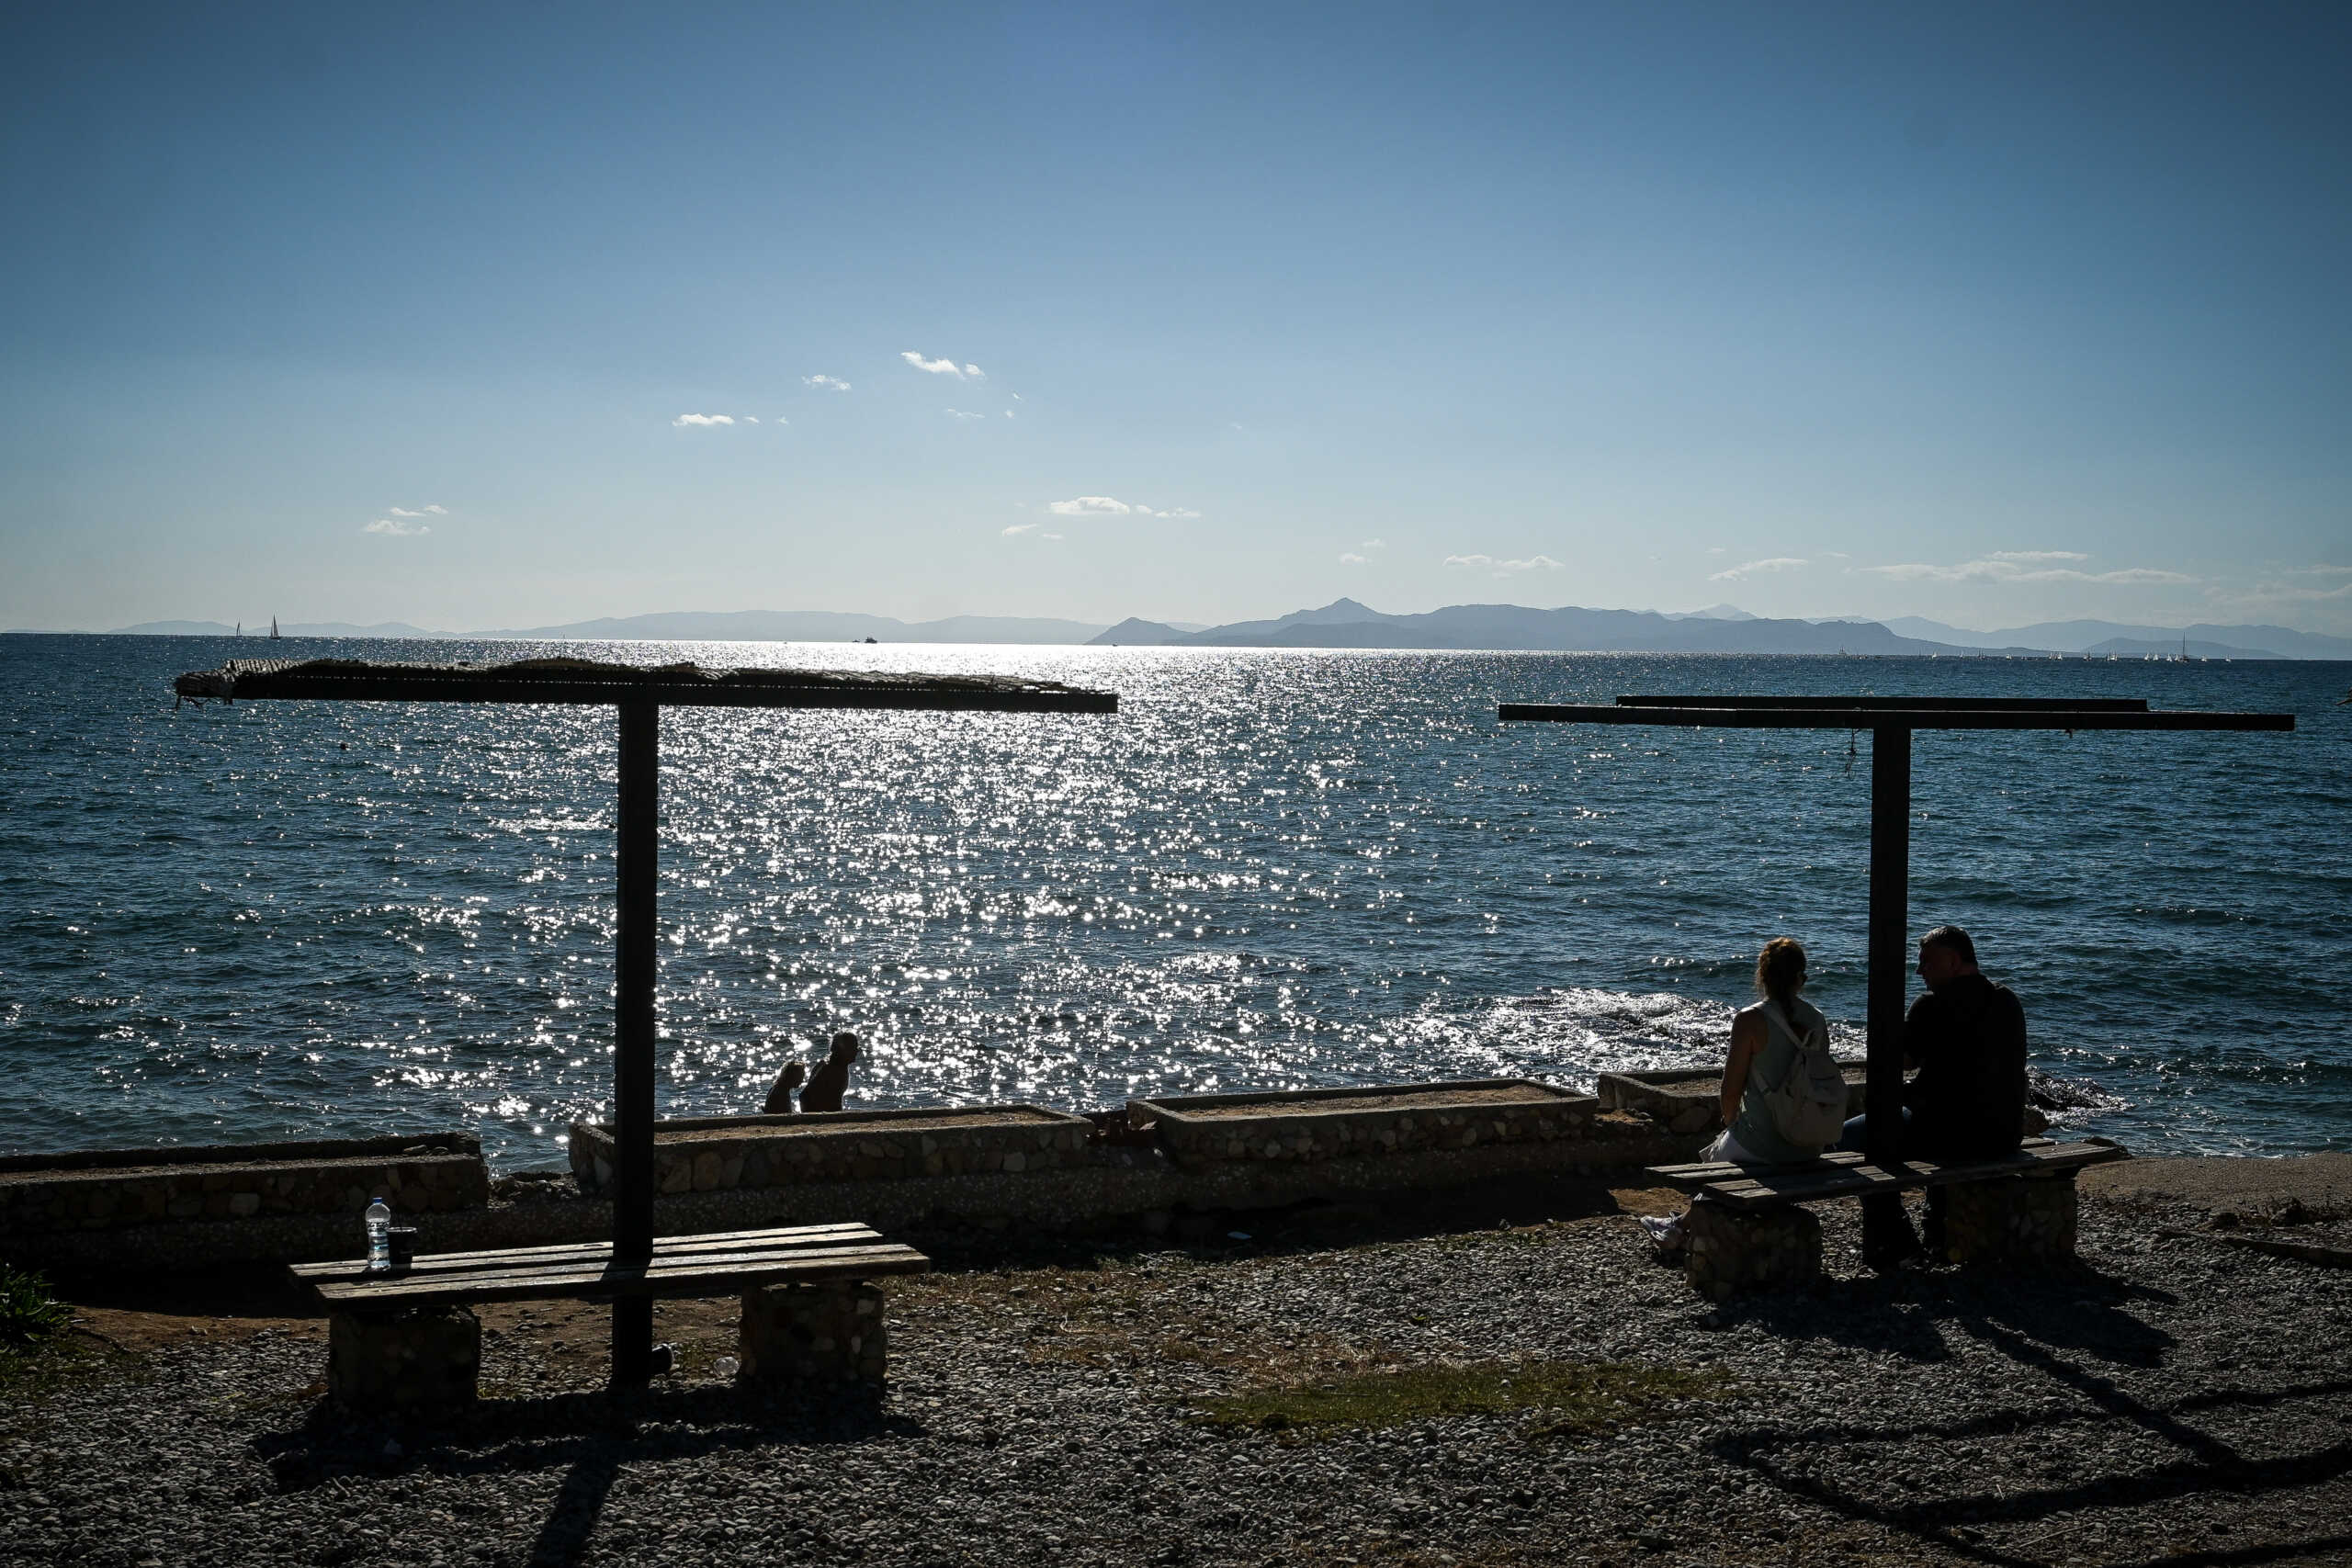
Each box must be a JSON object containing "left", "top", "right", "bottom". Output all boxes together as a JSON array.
[
  {"left": 0, "top": 1134, "right": 487, "bottom": 1238},
  {"left": 1132, "top": 1080, "right": 1599, "bottom": 1167},
  {"left": 567, "top": 1105, "right": 1094, "bottom": 1196},
  {"left": 1597, "top": 1062, "right": 1870, "bottom": 1136}
]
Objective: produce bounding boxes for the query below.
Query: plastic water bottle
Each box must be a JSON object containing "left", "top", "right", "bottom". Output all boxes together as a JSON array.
[{"left": 366, "top": 1196, "right": 392, "bottom": 1271}]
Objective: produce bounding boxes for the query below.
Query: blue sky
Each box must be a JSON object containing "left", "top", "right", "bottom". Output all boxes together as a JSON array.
[{"left": 3, "top": 2, "right": 2346, "bottom": 633}]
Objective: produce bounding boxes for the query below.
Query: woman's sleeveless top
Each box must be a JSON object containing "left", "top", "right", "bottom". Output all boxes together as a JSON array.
[{"left": 1724, "top": 994, "right": 1831, "bottom": 1166}]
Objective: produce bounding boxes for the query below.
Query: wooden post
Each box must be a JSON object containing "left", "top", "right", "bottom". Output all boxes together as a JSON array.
[
  {"left": 611, "top": 700, "right": 659, "bottom": 1387},
  {"left": 1863, "top": 723, "right": 1911, "bottom": 1260}
]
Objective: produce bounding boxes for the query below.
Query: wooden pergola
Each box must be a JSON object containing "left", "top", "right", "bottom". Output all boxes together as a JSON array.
[
  {"left": 175, "top": 656, "right": 1116, "bottom": 1386},
  {"left": 1497, "top": 694, "right": 2294, "bottom": 1258}
]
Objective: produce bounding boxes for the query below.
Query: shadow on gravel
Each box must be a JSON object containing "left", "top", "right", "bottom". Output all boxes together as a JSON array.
[
  {"left": 253, "top": 1381, "right": 922, "bottom": 1562},
  {"left": 1722, "top": 1263, "right": 2179, "bottom": 1370},
  {"left": 1703, "top": 1274, "right": 2352, "bottom": 1568}
]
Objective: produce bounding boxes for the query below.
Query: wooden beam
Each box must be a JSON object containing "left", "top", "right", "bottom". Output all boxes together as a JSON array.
[
  {"left": 1863, "top": 724, "right": 1911, "bottom": 1259},
  {"left": 611, "top": 699, "right": 658, "bottom": 1389},
  {"left": 1617, "top": 695, "right": 2150, "bottom": 712},
  {"left": 1500, "top": 703, "right": 2292, "bottom": 731}
]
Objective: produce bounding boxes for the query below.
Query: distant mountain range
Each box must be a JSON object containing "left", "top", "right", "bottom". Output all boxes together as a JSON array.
[
  {"left": 1090, "top": 599, "right": 2014, "bottom": 656},
  {"left": 1876, "top": 616, "right": 2352, "bottom": 660},
  {"left": 30, "top": 604, "right": 2350, "bottom": 660}
]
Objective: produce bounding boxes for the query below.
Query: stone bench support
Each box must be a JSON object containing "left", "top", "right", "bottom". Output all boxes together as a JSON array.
[
  {"left": 739, "top": 1280, "right": 889, "bottom": 1387},
  {"left": 1683, "top": 1196, "right": 1823, "bottom": 1302},
  {"left": 327, "top": 1304, "right": 481, "bottom": 1412},
  {"left": 1940, "top": 1171, "right": 2079, "bottom": 1266}
]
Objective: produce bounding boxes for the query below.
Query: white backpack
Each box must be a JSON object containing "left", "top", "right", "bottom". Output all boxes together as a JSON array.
[{"left": 1758, "top": 1000, "right": 1849, "bottom": 1152}]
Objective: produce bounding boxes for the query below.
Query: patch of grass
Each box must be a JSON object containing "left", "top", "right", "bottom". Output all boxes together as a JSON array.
[
  {"left": 0, "top": 1264, "right": 71, "bottom": 1349},
  {"left": 1187, "top": 1358, "right": 1722, "bottom": 1439}
]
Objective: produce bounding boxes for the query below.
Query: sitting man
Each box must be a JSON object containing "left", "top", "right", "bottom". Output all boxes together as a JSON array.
[
  {"left": 797, "top": 1032, "right": 861, "bottom": 1114},
  {"left": 1842, "top": 924, "right": 2028, "bottom": 1261},
  {"left": 1903, "top": 925, "right": 2028, "bottom": 1163}
]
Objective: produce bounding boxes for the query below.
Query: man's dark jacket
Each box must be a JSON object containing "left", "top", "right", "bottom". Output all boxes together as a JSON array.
[{"left": 1903, "top": 974, "right": 2028, "bottom": 1160}]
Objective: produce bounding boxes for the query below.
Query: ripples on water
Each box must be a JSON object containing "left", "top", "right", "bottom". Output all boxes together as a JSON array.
[{"left": 2, "top": 636, "right": 2346, "bottom": 1167}]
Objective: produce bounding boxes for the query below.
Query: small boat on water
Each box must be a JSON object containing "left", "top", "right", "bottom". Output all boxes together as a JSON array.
[{"left": 270, "top": 617, "right": 280, "bottom": 639}]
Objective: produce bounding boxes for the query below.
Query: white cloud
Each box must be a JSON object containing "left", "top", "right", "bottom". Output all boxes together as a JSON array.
[
  {"left": 673, "top": 413, "right": 734, "bottom": 427},
  {"left": 1445, "top": 553, "right": 1564, "bottom": 577},
  {"left": 1340, "top": 552, "right": 1369, "bottom": 565},
  {"left": 2290, "top": 563, "right": 2352, "bottom": 577},
  {"left": 1041, "top": 494, "right": 1201, "bottom": 520},
  {"left": 803, "top": 374, "right": 852, "bottom": 391},
  {"left": 1011, "top": 392, "right": 1023, "bottom": 400},
  {"left": 1988, "top": 549, "right": 2090, "bottom": 562},
  {"left": 1002, "top": 524, "right": 1039, "bottom": 536},
  {"left": 745, "top": 416, "right": 760, "bottom": 424},
  {"left": 774, "top": 415, "right": 789, "bottom": 424},
  {"left": 902, "top": 352, "right": 982, "bottom": 378},
  {"left": 1361, "top": 537, "right": 1386, "bottom": 551},
  {"left": 1003, "top": 410, "right": 1015, "bottom": 419},
  {"left": 1710, "top": 557, "right": 1809, "bottom": 581},
  {"left": 364, "top": 517, "right": 430, "bottom": 536},
  {"left": 1857, "top": 556, "right": 2193, "bottom": 585},
  {"left": 946, "top": 409, "right": 985, "bottom": 421},
  {"left": 1043, "top": 531, "right": 1062, "bottom": 540}
]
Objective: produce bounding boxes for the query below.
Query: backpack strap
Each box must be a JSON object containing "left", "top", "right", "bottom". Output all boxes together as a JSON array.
[{"left": 1764, "top": 998, "right": 1818, "bottom": 1052}]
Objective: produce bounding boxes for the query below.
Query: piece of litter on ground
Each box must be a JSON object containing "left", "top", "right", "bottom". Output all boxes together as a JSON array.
[
  {"left": 1227, "top": 1231, "right": 1251, "bottom": 1241},
  {"left": 714, "top": 1357, "right": 740, "bottom": 1377}
]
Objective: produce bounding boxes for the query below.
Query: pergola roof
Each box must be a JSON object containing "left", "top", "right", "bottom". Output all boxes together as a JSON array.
[
  {"left": 1498, "top": 694, "right": 2291, "bottom": 732},
  {"left": 173, "top": 656, "right": 1116, "bottom": 714}
]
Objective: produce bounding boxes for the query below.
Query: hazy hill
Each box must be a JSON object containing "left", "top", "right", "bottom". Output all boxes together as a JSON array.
[
  {"left": 1146, "top": 599, "right": 1991, "bottom": 654},
  {"left": 1882, "top": 616, "right": 2351, "bottom": 660}
]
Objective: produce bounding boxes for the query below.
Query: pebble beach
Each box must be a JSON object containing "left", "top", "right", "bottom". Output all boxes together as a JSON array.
[{"left": 5, "top": 1156, "right": 2348, "bottom": 1568}]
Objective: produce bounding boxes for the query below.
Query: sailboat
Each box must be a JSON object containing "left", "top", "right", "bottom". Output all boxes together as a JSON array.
[{"left": 270, "top": 616, "right": 281, "bottom": 640}]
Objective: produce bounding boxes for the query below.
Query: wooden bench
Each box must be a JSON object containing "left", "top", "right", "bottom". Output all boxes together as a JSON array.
[
  {"left": 1644, "top": 1139, "right": 2128, "bottom": 1298},
  {"left": 289, "top": 1222, "right": 930, "bottom": 1410}
]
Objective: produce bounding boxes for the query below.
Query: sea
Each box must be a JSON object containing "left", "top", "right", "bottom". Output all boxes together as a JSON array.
[{"left": 3, "top": 634, "right": 2347, "bottom": 1170}]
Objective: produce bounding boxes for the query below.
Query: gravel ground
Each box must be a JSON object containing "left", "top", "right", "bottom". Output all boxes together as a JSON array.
[{"left": 5, "top": 1180, "right": 2351, "bottom": 1568}]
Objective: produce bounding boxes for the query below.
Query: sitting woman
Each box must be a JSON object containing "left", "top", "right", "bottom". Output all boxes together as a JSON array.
[{"left": 1645, "top": 936, "right": 1845, "bottom": 1254}]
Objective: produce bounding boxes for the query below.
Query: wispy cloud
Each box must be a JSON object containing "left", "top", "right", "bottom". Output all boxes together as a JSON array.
[
  {"left": 1002, "top": 524, "right": 1039, "bottom": 536},
  {"left": 803, "top": 374, "right": 852, "bottom": 391},
  {"left": 1044, "top": 495, "right": 1199, "bottom": 519},
  {"left": 1361, "top": 538, "right": 1386, "bottom": 551},
  {"left": 1340, "top": 552, "right": 1369, "bottom": 565},
  {"left": 673, "top": 413, "right": 735, "bottom": 427},
  {"left": 364, "top": 517, "right": 430, "bottom": 536},
  {"left": 1445, "top": 553, "right": 1563, "bottom": 577},
  {"left": 946, "top": 409, "right": 985, "bottom": 421},
  {"left": 1858, "top": 556, "right": 2192, "bottom": 585},
  {"left": 387, "top": 504, "right": 447, "bottom": 518},
  {"left": 744, "top": 416, "right": 760, "bottom": 424},
  {"left": 1710, "top": 557, "right": 1808, "bottom": 581},
  {"left": 902, "top": 352, "right": 983, "bottom": 378}
]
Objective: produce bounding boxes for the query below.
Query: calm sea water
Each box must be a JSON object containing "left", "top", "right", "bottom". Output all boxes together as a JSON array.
[{"left": 3, "top": 634, "right": 2346, "bottom": 1169}]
